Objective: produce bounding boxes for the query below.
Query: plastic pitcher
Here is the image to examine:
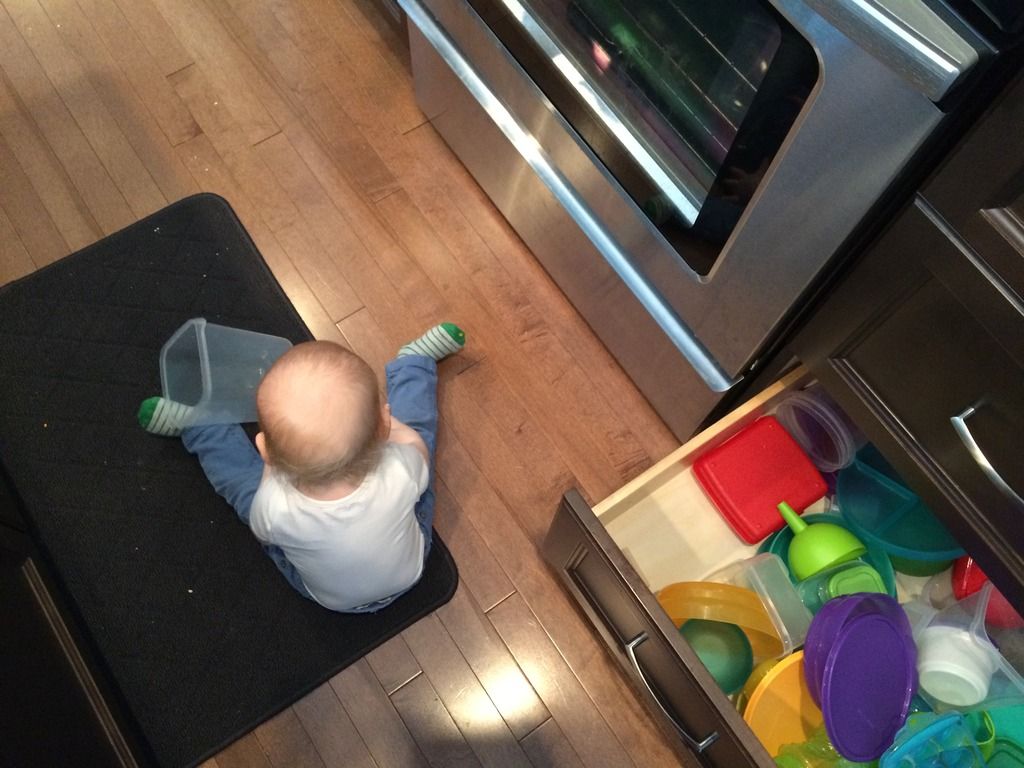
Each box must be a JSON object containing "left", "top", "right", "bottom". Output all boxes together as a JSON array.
[{"left": 159, "top": 318, "right": 292, "bottom": 426}]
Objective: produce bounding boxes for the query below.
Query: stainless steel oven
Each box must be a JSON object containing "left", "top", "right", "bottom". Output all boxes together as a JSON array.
[{"left": 399, "top": 0, "right": 1004, "bottom": 437}]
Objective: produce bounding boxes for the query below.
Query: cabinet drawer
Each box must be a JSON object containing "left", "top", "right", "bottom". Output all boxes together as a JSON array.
[{"left": 543, "top": 370, "right": 810, "bottom": 767}]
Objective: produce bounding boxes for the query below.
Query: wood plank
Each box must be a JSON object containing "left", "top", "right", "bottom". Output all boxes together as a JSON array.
[
  {"left": 435, "top": 436, "right": 683, "bottom": 768},
  {"left": 433, "top": 480, "right": 515, "bottom": 613},
  {"left": 213, "top": 732, "right": 273, "bottom": 768},
  {"left": 174, "top": 132, "right": 345, "bottom": 346},
  {"left": 330, "top": 659, "right": 430, "bottom": 768},
  {"left": 74, "top": 0, "right": 201, "bottom": 147},
  {"left": 269, "top": 0, "right": 400, "bottom": 201},
  {"left": 169, "top": 64, "right": 299, "bottom": 233},
  {"left": 0, "top": 129, "right": 67, "bottom": 267},
  {"left": 37, "top": 0, "right": 198, "bottom": 203},
  {"left": 521, "top": 718, "right": 587, "bottom": 768},
  {"left": 366, "top": 634, "right": 422, "bottom": 695},
  {"left": 111, "top": 0, "right": 194, "bottom": 77},
  {"left": 301, "top": 0, "right": 423, "bottom": 134},
  {"left": 0, "top": 4, "right": 134, "bottom": 233},
  {"left": 433, "top": 586, "right": 551, "bottom": 743},
  {"left": 0, "top": 72, "right": 99, "bottom": 251},
  {"left": 198, "top": 759, "right": 220, "bottom": 768},
  {"left": 273, "top": 221, "right": 363, "bottom": 324},
  {"left": 254, "top": 707, "right": 326, "bottom": 768},
  {"left": 151, "top": 0, "right": 283, "bottom": 144},
  {"left": 253, "top": 130, "right": 418, "bottom": 341},
  {"left": 402, "top": 613, "right": 533, "bottom": 768},
  {"left": 404, "top": 123, "right": 677, "bottom": 467},
  {"left": 488, "top": 593, "right": 634, "bottom": 768},
  {"left": 292, "top": 683, "right": 377, "bottom": 768},
  {"left": 6, "top": 0, "right": 166, "bottom": 217},
  {"left": 0, "top": 204, "right": 38, "bottom": 284},
  {"left": 389, "top": 673, "right": 483, "bottom": 768}
]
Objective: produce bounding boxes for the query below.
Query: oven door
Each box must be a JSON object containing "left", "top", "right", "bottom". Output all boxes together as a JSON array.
[{"left": 401, "top": 0, "right": 984, "bottom": 430}]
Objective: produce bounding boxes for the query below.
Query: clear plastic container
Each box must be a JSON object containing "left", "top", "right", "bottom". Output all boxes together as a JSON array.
[
  {"left": 907, "top": 584, "right": 1024, "bottom": 712},
  {"left": 706, "top": 553, "right": 814, "bottom": 659},
  {"left": 160, "top": 318, "right": 292, "bottom": 426},
  {"left": 774, "top": 386, "right": 866, "bottom": 474},
  {"left": 879, "top": 712, "right": 985, "bottom": 768}
]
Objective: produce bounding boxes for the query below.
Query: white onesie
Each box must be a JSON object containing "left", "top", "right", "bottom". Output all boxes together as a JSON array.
[{"left": 248, "top": 442, "right": 429, "bottom": 611}]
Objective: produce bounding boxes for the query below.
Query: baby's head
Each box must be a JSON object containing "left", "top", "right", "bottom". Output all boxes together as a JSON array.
[{"left": 255, "top": 341, "right": 385, "bottom": 488}]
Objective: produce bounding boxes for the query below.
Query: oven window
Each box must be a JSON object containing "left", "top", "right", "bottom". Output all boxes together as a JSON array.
[{"left": 468, "top": 0, "right": 818, "bottom": 274}]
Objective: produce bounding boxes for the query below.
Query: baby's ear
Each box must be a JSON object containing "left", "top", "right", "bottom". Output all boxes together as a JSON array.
[{"left": 255, "top": 432, "right": 271, "bottom": 463}]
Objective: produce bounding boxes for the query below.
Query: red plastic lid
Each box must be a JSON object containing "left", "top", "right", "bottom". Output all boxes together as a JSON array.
[{"left": 694, "top": 416, "right": 827, "bottom": 544}]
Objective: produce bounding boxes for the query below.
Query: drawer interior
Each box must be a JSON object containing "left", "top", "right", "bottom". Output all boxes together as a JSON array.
[{"left": 594, "top": 369, "right": 826, "bottom": 592}]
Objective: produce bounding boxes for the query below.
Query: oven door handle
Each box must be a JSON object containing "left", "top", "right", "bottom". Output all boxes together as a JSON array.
[
  {"left": 399, "top": 0, "right": 740, "bottom": 393},
  {"left": 803, "top": 0, "right": 980, "bottom": 102}
]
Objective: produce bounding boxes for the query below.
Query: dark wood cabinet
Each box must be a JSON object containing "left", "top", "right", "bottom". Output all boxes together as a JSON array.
[{"left": 544, "top": 68, "right": 1024, "bottom": 768}]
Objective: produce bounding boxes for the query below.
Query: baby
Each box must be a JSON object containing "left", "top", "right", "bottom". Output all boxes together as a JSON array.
[{"left": 138, "top": 323, "right": 465, "bottom": 612}]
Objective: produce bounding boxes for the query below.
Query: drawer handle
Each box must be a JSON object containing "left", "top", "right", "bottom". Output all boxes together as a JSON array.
[
  {"left": 624, "top": 633, "right": 719, "bottom": 754},
  {"left": 951, "top": 403, "right": 1024, "bottom": 510}
]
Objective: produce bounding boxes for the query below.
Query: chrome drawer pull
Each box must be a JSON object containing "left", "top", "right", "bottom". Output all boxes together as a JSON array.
[
  {"left": 624, "top": 633, "right": 719, "bottom": 754},
  {"left": 951, "top": 403, "right": 1024, "bottom": 510}
]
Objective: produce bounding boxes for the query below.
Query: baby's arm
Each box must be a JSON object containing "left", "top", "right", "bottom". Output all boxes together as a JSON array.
[{"left": 388, "top": 415, "right": 429, "bottom": 464}]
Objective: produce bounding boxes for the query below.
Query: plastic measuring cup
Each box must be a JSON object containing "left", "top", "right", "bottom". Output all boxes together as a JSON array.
[
  {"left": 160, "top": 318, "right": 292, "bottom": 426},
  {"left": 778, "top": 502, "right": 866, "bottom": 581},
  {"left": 911, "top": 584, "right": 1024, "bottom": 711}
]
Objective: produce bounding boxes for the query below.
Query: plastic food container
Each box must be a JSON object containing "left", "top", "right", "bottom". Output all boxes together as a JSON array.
[
  {"left": 796, "top": 561, "right": 887, "bottom": 615},
  {"left": 706, "top": 554, "right": 814, "bottom": 658},
  {"left": 759, "top": 513, "right": 898, "bottom": 599},
  {"left": 657, "top": 581, "right": 783, "bottom": 660},
  {"left": 678, "top": 619, "right": 753, "bottom": 695},
  {"left": 836, "top": 449, "right": 964, "bottom": 576},
  {"left": 909, "top": 584, "right": 1024, "bottom": 712},
  {"left": 160, "top": 318, "right": 292, "bottom": 426},
  {"left": 952, "top": 556, "right": 1024, "bottom": 629},
  {"left": 879, "top": 712, "right": 986, "bottom": 768},
  {"left": 694, "top": 416, "right": 827, "bottom": 544},
  {"left": 743, "top": 651, "right": 824, "bottom": 758},
  {"left": 773, "top": 386, "right": 866, "bottom": 473}
]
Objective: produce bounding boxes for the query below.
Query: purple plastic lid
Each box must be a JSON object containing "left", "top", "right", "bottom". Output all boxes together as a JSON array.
[
  {"left": 820, "top": 610, "right": 917, "bottom": 762},
  {"left": 804, "top": 594, "right": 883, "bottom": 706}
]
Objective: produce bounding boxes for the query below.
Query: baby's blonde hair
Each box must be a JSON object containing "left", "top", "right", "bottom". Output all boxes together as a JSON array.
[{"left": 256, "top": 341, "right": 383, "bottom": 488}]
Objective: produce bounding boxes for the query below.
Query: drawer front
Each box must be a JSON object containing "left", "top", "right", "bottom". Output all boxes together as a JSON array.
[
  {"left": 924, "top": 71, "right": 1024, "bottom": 317},
  {"left": 544, "top": 491, "right": 772, "bottom": 768},
  {"left": 818, "top": 201, "right": 1024, "bottom": 604}
]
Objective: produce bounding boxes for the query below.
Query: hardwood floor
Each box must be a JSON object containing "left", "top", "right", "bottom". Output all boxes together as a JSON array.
[{"left": 0, "top": 0, "right": 688, "bottom": 764}]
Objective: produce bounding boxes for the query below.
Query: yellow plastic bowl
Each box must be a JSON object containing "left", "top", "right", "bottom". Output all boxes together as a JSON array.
[
  {"left": 742, "top": 651, "right": 823, "bottom": 757},
  {"left": 657, "top": 581, "right": 783, "bottom": 659}
]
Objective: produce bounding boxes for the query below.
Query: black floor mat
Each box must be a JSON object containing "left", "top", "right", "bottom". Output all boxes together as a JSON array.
[{"left": 0, "top": 194, "right": 458, "bottom": 768}]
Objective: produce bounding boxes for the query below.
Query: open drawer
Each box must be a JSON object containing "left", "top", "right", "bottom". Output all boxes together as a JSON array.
[{"left": 543, "top": 369, "right": 813, "bottom": 767}]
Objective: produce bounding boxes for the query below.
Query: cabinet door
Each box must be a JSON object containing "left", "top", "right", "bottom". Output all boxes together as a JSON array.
[
  {"left": 544, "top": 491, "right": 773, "bottom": 768},
  {"left": 795, "top": 197, "right": 1024, "bottom": 607}
]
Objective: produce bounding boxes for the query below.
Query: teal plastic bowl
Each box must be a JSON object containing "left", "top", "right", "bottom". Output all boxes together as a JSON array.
[
  {"left": 836, "top": 454, "right": 963, "bottom": 575},
  {"left": 758, "top": 513, "right": 897, "bottom": 597},
  {"left": 679, "top": 619, "right": 754, "bottom": 695}
]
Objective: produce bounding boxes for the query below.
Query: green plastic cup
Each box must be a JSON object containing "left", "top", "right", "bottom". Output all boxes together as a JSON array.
[{"left": 778, "top": 502, "right": 867, "bottom": 581}]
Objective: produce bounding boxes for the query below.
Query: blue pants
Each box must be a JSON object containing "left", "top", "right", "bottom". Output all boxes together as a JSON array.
[{"left": 182, "top": 354, "right": 439, "bottom": 610}]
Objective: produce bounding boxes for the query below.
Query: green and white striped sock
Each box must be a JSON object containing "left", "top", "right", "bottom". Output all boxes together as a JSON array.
[
  {"left": 137, "top": 396, "right": 195, "bottom": 437},
  {"left": 397, "top": 323, "right": 466, "bottom": 361}
]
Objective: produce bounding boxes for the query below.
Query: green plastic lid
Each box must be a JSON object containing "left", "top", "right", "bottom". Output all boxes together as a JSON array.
[{"left": 826, "top": 564, "right": 886, "bottom": 600}]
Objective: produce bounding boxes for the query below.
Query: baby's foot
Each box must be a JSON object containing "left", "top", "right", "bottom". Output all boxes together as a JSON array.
[
  {"left": 397, "top": 323, "right": 466, "bottom": 361},
  {"left": 137, "top": 396, "right": 194, "bottom": 436}
]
